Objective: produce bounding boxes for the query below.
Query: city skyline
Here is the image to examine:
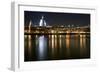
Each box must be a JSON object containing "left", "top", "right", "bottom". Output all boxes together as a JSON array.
[
  {"left": 24, "top": 11, "right": 90, "bottom": 27},
  {"left": 24, "top": 11, "right": 90, "bottom": 61}
]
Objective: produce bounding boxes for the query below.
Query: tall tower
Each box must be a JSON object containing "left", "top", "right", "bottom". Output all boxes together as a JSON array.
[
  {"left": 39, "top": 16, "right": 46, "bottom": 26},
  {"left": 28, "top": 20, "right": 32, "bottom": 33}
]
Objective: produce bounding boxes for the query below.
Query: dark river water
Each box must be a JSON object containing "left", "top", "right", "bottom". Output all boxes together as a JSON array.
[{"left": 24, "top": 34, "right": 90, "bottom": 62}]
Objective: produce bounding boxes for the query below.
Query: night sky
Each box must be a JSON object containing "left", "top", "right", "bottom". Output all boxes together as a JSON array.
[{"left": 24, "top": 11, "right": 90, "bottom": 27}]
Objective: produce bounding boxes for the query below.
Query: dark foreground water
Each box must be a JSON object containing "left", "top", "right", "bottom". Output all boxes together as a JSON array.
[{"left": 24, "top": 34, "right": 90, "bottom": 62}]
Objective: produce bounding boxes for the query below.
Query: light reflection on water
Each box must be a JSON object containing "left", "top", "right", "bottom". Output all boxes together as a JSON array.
[
  {"left": 24, "top": 34, "right": 90, "bottom": 61},
  {"left": 37, "top": 36, "right": 47, "bottom": 60}
]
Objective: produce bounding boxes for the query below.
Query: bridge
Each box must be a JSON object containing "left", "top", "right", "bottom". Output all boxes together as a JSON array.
[{"left": 24, "top": 26, "right": 90, "bottom": 35}]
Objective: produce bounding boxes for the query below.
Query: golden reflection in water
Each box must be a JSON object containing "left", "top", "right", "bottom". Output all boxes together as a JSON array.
[
  {"left": 28, "top": 35, "right": 31, "bottom": 48},
  {"left": 28, "top": 35, "right": 32, "bottom": 57},
  {"left": 75, "top": 35, "right": 78, "bottom": 49},
  {"left": 59, "top": 35, "right": 63, "bottom": 55},
  {"left": 80, "top": 34, "right": 86, "bottom": 56},
  {"left": 51, "top": 35, "right": 58, "bottom": 57},
  {"left": 83, "top": 35, "right": 86, "bottom": 49},
  {"left": 66, "top": 35, "right": 70, "bottom": 49},
  {"left": 24, "top": 35, "right": 28, "bottom": 49},
  {"left": 48, "top": 34, "right": 50, "bottom": 41},
  {"left": 55, "top": 35, "right": 57, "bottom": 49},
  {"left": 80, "top": 35, "right": 83, "bottom": 48},
  {"left": 66, "top": 34, "right": 70, "bottom": 57},
  {"left": 52, "top": 35, "right": 54, "bottom": 49},
  {"left": 59, "top": 35, "right": 61, "bottom": 38},
  {"left": 51, "top": 35, "right": 55, "bottom": 56},
  {"left": 59, "top": 35, "right": 62, "bottom": 49}
]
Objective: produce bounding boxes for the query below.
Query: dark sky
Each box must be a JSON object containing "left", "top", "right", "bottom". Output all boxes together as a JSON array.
[{"left": 24, "top": 11, "right": 90, "bottom": 27}]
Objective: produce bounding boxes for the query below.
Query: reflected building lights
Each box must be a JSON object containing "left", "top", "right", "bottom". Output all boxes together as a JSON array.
[
  {"left": 59, "top": 35, "right": 62, "bottom": 49},
  {"left": 51, "top": 35, "right": 54, "bottom": 49},
  {"left": 51, "top": 35, "right": 55, "bottom": 56},
  {"left": 28, "top": 35, "right": 32, "bottom": 57},
  {"left": 54, "top": 35, "right": 57, "bottom": 49},
  {"left": 66, "top": 34, "right": 70, "bottom": 57},
  {"left": 37, "top": 36, "right": 47, "bottom": 60},
  {"left": 75, "top": 35, "right": 78, "bottom": 49},
  {"left": 48, "top": 35, "right": 51, "bottom": 48},
  {"left": 80, "top": 35, "right": 83, "bottom": 47},
  {"left": 80, "top": 35, "right": 87, "bottom": 56},
  {"left": 66, "top": 35, "right": 70, "bottom": 49}
]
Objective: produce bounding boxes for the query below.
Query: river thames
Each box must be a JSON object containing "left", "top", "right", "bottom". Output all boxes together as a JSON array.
[{"left": 24, "top": 34, "right": 90, "bottom": 61}]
